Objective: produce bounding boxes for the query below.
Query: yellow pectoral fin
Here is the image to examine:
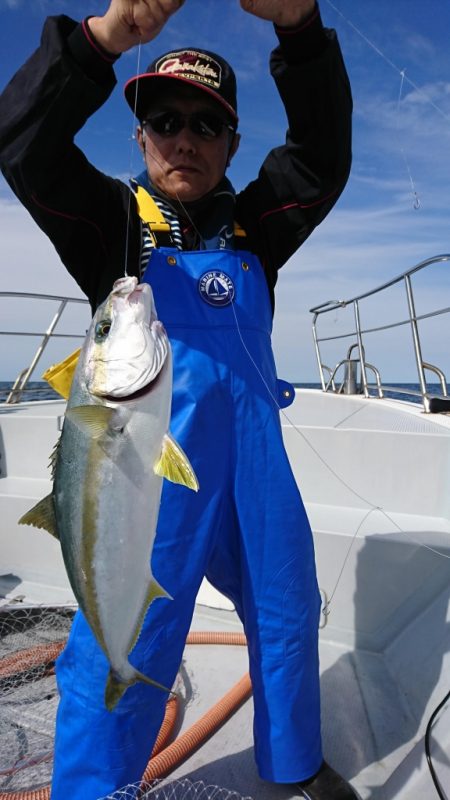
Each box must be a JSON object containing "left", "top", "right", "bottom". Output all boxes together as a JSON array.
[
  {"left": 154, "top": 434, "right": 199, "bottom": 491},
  {"left": 18, "top": 494, "right": 59, "bottom": 539},
  {"left": 42, "top": 348, "right": 81, "bottom": 399},
  {"left": 66, "top": 405, "right": 117, "bottom": 439}
]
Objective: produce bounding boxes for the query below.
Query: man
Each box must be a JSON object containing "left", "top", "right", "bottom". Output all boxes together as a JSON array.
[{"left": 0, "top": 1, "right": 355, "bottom": 798}]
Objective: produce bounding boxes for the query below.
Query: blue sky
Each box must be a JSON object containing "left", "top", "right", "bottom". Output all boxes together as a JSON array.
[{"left": 1, "top": 0, "right": 450, "bottom": 382}]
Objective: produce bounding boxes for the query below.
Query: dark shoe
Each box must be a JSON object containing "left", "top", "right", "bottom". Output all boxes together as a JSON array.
[{"left": 296, "top": 761, "right": 360, "bottom": 799}]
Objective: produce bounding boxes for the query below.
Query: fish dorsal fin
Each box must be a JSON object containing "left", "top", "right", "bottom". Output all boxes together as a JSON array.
[
  {"left": 65, "top": 405, "right": 117, "bottom": 438},
  {"left": 154, "top": 434, "right": 199, "bottom": 491},
  {"left": 48, "top": 437, "right": 61, "bottom": 481},
  {"left": 18, "top": 494, "right": 59, "bottom": 539}
]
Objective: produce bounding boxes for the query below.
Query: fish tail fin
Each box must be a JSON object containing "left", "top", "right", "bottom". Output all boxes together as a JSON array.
[
  {"left": 105, "top": 667, "right": 173, "bottom": 712},
  {"left": 105, "top": 671, "right": 128, "bottom": 711},
  {"left": 134, "top": 668, "right": 174, "bottom": 696}
]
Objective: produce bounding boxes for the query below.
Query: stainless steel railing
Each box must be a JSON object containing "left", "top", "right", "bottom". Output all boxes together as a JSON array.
[
  {"left": 310, "top": 254, "right": 450, "bottom": 413},
  {"left": 0, "top": 292, "right": 89, "bottom": 404}
]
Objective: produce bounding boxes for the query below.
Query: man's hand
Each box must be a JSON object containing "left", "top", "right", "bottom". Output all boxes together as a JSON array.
[
  {"left": 240, "top": 0, "right": 315, "bottom": 28},
  {"left": 88, "top": 0, "right": 185, "bottom": 55}
]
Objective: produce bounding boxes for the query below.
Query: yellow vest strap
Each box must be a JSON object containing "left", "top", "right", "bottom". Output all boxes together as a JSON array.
[
  {"left": 234, "top": 221, "right": 247, "bottom": 238},
  {"left": 132, "top": 180, "right": 248, "bottom": 241},
  {"left": 133, "top": 184, "right": 172, "bottom": 233}
]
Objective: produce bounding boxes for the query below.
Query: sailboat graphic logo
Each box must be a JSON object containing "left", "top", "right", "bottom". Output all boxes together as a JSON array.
[{"left": 198, "top": 271, "right": 235, "bottom": 307}]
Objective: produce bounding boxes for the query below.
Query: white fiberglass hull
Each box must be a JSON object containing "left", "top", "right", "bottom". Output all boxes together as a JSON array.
[{"left": 1, "top": 388, "right": 449, "bottom": 799}]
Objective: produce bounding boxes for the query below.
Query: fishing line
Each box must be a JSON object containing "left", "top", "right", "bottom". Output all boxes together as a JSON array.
[
  {"left": 127, "top": 47, "right": 209, "bottom": 252},
  {"left": 325, "top": 0, "right": 450, "bottom": 125},
  {"left": 397, "top": 70, "right": 421, "bottom": 210},
  {"left": 138, "top": 141, "right": 209, "bottom": 251},
  {"left": 133, "top": 143, "right": 450, "bottom": 597},
  {"left": 124, "top": 38, "right": 144, "bottom": 277},
  {"left": 228, "top": 296, "right": 450, "bottom": 614},
  {"left": 138, "top": 160, "right": 450, "bottom": 618},
  {"left": 128, "top": 31, "right": 449, "bottom": 620},
  {"left": 162, "top": 185, "right": 207, "bottom": 251}
]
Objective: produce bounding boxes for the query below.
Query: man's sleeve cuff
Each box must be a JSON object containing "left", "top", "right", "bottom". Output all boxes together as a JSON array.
[
  {"left": 68, "top": 18, "right": 119, "bottom": 81},
  {"left": 274, "top": 4, "right": 329, "bottom": 63}
]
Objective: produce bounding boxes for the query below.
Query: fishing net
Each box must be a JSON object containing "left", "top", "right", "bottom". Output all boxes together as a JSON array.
[
  {"left": 0, "top": 605, "right": 74, "bottom": 794},
  {"left": 0, "top": 606, "right": 253, "bottom": 800},
  {"left": 101, "top": 778, "right": 253, "bottom": 799}
]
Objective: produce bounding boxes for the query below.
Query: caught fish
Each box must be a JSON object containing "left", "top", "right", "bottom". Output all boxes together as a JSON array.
[{"left": 19, "top": 276, "right": 198, "bottom": 710}]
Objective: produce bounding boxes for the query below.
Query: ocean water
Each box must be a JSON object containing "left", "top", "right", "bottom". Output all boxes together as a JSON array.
[
  {"left": 294, "top": 382, "right": 449, "bottom": 405},
  {"left": 0, "top": 381, "right": 448, "bottom": 405},
  {"left": 0, "top": 381, "right": 61, "bottom": 403}
]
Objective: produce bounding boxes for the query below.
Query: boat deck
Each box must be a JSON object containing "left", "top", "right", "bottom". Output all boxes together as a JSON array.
[
  {"left": 2, "top": 594, "right": 447, "bottom": 800},
  {"left": 1, "top": 393, "right": 450, "bottom": 799},
  {"left": 145, "top": 599, "right": 450, "bottom": 800}
]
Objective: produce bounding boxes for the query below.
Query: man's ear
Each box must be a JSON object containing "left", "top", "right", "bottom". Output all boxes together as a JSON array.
[
  {"left": 227, "top": 132, "right": 241, "bottom": 166},
  {"left": 136, "top": 126, "right": 145, "bottom": 154}
]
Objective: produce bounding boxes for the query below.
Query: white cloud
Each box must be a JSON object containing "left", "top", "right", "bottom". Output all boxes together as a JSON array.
[
  {"left": 2, "top": 185, "right": 448, "bottom": 383},
  {"left": 0, "top": 194, "right": 91, "bottom": 379},
  {"left": 355, "top": 83, "right": 450, "bottom": 149},
  {"left": 401, "top": 32, "right": 436, "bottom": 63},
  {"left": 0, "top": 195, "right": 85, "bottom": 296},
  {"left": 270, "top": 200, "right": 450, "bottom": 381}
]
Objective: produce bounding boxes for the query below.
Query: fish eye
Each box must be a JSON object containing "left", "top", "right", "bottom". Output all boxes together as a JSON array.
[{"left": 95, "top": 319, "right": 112, "bottom": 342}]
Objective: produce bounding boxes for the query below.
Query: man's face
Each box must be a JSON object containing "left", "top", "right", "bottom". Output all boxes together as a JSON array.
[{"left": 137, "top": 86, "right": 240, "bottom": 202}]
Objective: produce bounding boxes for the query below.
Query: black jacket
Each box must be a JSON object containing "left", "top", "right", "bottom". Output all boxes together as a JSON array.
[{"left": 0, "top": 8, "right": 352, "bottom": 314}]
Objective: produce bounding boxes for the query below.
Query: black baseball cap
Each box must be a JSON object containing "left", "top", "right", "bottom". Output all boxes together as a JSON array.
[{"left": 124, "top": 48, "right": 238, "bottom": 123}]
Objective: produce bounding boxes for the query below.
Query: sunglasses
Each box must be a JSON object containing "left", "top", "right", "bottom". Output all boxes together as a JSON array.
[{"left": 142, "top": 110, "right": 236, "bottom": 141}]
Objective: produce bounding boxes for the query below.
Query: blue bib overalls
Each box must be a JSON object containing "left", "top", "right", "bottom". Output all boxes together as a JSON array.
[{"left": 51, "top": 246, "right": 323, "bottom": 799}]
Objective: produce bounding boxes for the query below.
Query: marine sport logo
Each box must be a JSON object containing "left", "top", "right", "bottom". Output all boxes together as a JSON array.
[
  {"left": 155, "top": 51, "right": 222, "bottom": 90},
  {"left": 198, "top": 271, "right": 235, "bottom": 307}
]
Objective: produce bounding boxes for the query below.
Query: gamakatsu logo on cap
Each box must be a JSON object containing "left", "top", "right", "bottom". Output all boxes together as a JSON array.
[
  {"left": 199, "top": 271, "right": 235, "bottom": 307},
  {"left": 156, "top": 50, "right": 222, "bottom": 89}
]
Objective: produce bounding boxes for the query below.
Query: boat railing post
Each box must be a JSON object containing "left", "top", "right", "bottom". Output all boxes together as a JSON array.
[
  {"left": 6, "top": 368, "right": 29, "bottom": 404},
  {"left": 422, "top": 362, "right": 448, "bottom": 397},
  {"left": 353, "top": 300, "right": 369, "bottom": 397},
  {"left": 365, "top": 363, "right": 384, "bottom": 398},
  {"left": 10, "top": 299, "right": 68, "bottom": 403},
  {"left": 312, "top": 312, "right": 327, "bottom": 391},
  {"left": 404, "top": 274, "right": 429, "bottom": 411}
]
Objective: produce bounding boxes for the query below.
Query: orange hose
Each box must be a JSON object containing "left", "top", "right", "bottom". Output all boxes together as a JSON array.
[
  {"left": 141, "top": 673, "right": 252, "bottom": 784},
  {"left": 151, "top": 695, "right": 179, "bottom": 757},
  {"left": 186, "top": 632, "right": 247, "bottom": 646},
  {"left": 0, "top": 642, "right": 64, "bottom": 680},
  {"left": 0, "top": 631, "right": 250, "bottom": 800},
  {"left": 0, "top": 789, "right": 50, "bottom": 800}
]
